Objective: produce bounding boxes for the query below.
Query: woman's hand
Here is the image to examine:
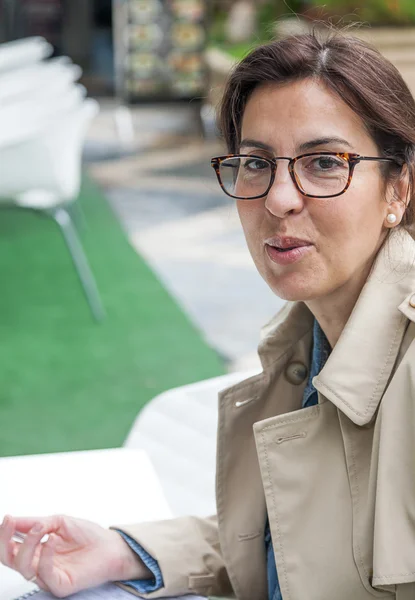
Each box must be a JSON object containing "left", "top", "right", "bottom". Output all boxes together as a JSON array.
[{"left": 0, "top": 514, "right": 150, "bottom": 598}]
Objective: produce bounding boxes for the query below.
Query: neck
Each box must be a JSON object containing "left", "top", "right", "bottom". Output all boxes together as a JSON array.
[{"left": 305, "top": 260, "right": 375, "bottom": 348}]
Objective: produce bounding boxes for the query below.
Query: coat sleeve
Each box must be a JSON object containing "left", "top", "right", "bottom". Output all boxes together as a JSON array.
[{"left": 111, "top": 515, "right": 234, "bottom": 599}]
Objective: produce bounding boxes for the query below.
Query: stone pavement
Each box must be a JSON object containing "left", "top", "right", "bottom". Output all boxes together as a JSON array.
[{"left": 85, "top": 100, "right": 284, "bottom": 373}]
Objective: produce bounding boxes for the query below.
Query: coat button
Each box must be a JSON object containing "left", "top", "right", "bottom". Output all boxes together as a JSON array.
[
  {"left": 410, "top": 294, "right": 415, "bottom": 308},
  {"left": 285, "top": 362, "right": 308, "bottom": 385}
]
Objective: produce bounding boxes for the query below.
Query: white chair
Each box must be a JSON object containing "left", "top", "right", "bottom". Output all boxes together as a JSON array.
[
  {"left": 124, "top": 370, "right": 260, "bottom": 517},
  {"left": 0, "top": 35, "right": 103, "bottom": 320},
  {"left": 0, "top": 59, "right": 82, "bottom": 104},
  {"left": 0, "top": 36, "right": 52, "bottom": 72},
  {"left": 0, "top": 84, "right": 87, "bottom": 148},
  {"left": 0, "top": 99, "right": 105, "bottom": 321}
]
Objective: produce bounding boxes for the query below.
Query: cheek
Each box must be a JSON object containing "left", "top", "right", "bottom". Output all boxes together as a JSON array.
[
  {"left": 313, "top": 185, "right": 386, "bottom": 261},
  {"left": 237, "top": 201, "right": 264, "bottom": 247}
]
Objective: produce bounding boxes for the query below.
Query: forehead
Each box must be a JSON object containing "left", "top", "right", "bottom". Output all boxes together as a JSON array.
[{"left": 240, "top": 78, "right": 374, "bottom": 152}]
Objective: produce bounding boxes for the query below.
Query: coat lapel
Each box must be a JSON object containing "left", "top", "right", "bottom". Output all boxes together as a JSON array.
[{"left": 314, "top": 230, "right": 415, "bottom": 425}]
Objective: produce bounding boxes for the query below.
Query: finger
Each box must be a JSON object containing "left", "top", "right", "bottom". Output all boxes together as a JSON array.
[
  {"left": 10, "top": 516, "right": 61, "bottom": 534},
  {"left": 0, "top": 516, "right": 16, "bottom": 567},
  {"left": 37, "top": 534, "right": 61, "bottom": 595},
  {"left": 14, "top": 523, "right": 45, "bottom": 580}
]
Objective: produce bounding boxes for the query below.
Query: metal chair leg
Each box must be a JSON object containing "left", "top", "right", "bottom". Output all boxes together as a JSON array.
[
  {"left": 49, "top": 206, "right": 106, "bottom": 321},
  {"left": 68, "top": 199, "right": 88, "bottom": 233}
]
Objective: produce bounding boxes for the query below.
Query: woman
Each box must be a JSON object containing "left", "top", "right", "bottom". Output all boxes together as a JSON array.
[{"left": 1, "top": 30, "right": 415, "bottom": 600}]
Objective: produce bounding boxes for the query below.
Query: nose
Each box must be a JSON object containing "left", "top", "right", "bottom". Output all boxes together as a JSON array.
[{"left": 264, "top": 161, "right": 305, "bottom": 218}]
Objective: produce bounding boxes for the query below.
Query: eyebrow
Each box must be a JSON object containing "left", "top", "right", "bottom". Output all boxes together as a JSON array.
[
  {"left": 240, "top": 139, "right": 274, "bottom": 152},
  {"left": 239, "top": 136, "right": 354, "bottom": 153},
  {"left": 298, "top": 137, "right": 354, "bottom": 152}
]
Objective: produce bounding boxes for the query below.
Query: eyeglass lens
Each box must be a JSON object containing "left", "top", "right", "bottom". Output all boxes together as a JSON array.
[{"left": 219, "top": 154, "right": 350, "bottom": 198}]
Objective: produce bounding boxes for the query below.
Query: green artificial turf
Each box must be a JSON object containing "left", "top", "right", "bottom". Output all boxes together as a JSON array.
[{"left": 0, "top": 176, "right": 224, "bottom": 457}]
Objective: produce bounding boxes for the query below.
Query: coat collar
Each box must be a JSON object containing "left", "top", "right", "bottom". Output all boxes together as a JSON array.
[{"left": 257, "top": 230, "right": 415, "bottom": 426}]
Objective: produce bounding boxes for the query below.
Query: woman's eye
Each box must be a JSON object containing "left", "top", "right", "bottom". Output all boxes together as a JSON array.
[
  {"left": 311, "top": 156, "right": 345, "bottom": 170},
  {"left": 244, "top": 158, "right": 269, "bottom": 171}
]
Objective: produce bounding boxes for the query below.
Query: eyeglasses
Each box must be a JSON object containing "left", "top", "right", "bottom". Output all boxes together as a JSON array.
[{"left": 211, "top": 152, "right": 398, "bottom": 200}]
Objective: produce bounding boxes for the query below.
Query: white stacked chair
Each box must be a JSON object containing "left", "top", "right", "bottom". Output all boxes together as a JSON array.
[
  {"left": 0, "top": 37, "right": 105, "bottom": 321},
  {"left": 0, "top": 36, "right": 52, "bottom": 72}
]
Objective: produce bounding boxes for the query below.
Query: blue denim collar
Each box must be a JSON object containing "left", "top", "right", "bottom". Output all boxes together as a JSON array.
[{"left": 302, "top": 319, "right": 331, "bottom": 408}]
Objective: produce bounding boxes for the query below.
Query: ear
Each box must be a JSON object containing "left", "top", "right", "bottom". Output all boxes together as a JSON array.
[{"left": 384, "top": 164, "right": 410, "bottom": 228}]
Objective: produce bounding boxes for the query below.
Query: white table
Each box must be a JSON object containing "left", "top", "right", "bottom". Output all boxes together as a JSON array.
[{"left": 0, "top": 448, "right": 172, "bottom": 600}]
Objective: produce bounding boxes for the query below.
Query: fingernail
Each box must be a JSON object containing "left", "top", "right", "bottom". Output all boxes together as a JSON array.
[{"left": 31, "top": 524, "right": 43, "bottom": 534}]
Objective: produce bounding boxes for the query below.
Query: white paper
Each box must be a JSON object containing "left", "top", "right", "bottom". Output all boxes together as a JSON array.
[
  {"left": 0, "top": 449, "right": 172, "bottom": 600},
  {"left": 12, "top": 584, "right": 205, "bottom": 600}
]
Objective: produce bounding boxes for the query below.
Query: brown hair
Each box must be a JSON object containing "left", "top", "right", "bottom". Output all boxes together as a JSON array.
[{"left": 219, "top": 30, "right": 415, "bottom": 230}]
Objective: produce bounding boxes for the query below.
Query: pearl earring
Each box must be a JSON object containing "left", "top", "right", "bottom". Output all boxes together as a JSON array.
[{"left": 386, "top": 213, "right": 397, "bottom": 224}]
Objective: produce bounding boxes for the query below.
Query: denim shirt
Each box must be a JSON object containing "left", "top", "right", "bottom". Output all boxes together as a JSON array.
[
  {"left": 119, "top": 320, "right": 331, "bottom": 599},
  {"left": 115, "top": 530, "right": 164, "bottom": 594}
]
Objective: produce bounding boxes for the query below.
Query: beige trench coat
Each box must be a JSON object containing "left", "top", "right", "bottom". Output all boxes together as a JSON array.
[{"left": 116, "top": 230, "right": 415, "bottom": 600}]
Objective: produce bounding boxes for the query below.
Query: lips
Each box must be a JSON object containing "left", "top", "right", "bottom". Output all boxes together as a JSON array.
[
  {"left": 264, "top": 236, "right": 314, "bottom": 266},
  {"left": 265, "top": 236, "right": 312, "bottom": 251},
  {"left": 273, "top": 246, "right": 298, "bottom": 253}
]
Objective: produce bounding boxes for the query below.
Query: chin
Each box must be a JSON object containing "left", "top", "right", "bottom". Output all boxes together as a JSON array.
[
  {"left": 272, "top": 288, "right": 314, "bottom": 302},
  {"left": 265, "top": 272, "right": 321, "bottom": 302}
]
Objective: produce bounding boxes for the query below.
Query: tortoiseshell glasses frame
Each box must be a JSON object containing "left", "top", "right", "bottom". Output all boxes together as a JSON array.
[{"left": 210, "top": 152, "right": 399, "bottom": 200}]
